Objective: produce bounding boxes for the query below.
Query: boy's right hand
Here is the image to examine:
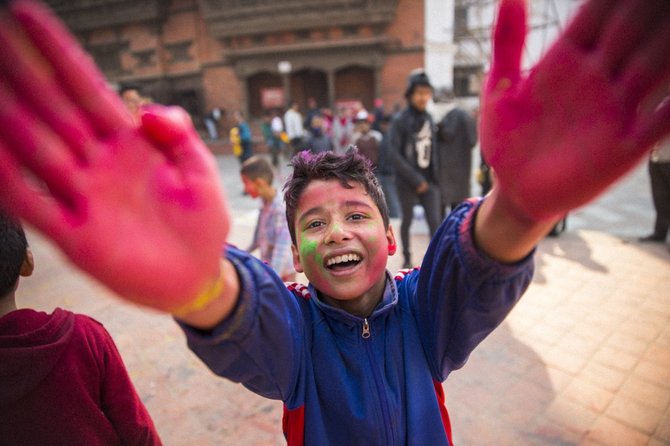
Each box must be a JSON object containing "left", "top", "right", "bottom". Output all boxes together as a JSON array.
[
  {"left": 0, "top": 1, "right": 230, "bottom": 313},
  {"left": 480, "top": 0, "right": 670, "bottom": 223}
]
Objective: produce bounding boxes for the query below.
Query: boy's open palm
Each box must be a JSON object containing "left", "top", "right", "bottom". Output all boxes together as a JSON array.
[
  {"left": 481, "top": 0, "right": 670, "bottom": 222},
  {"left": 0, "top": 1, "right": 229, "bottom": 311}
]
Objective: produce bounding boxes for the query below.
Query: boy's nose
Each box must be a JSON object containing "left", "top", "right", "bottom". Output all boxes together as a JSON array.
[{"left": 324, "top": 222, "right": 351, "bottom": 244}]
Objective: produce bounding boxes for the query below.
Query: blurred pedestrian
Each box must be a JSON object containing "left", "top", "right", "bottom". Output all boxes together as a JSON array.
[
  {"left": 376, "top": 116, "right": 402, "bottom": 219},
  {"left": 371, "top": 98, "right": 385, "bottom": 133},
  {"left": 240, "top": 156, "right": 296, "bottom": 282},
  {"left": 204, "top": 107, "right": 223, "bottom": 140},
  {"left": 388, "top": 69, "right": 442, "bottom": 268},
  {"left": 332, "top": 106, "right": 353, "bottom": 155},
  {"left": 303, "top": 97, "right": 320, "bottom": 134},
  {"left": 436, "top": 103, "right": 478, "bottom": 217},
  {"left": 352, "top": 109, "right": 382, "bottom": 168},
  {"left": 284, "top": 101, "right": 305, "bottom": 157},
  {"left": 305, "top": 114, "right": 333, "bottom": 154},
  {"left": 640, "top": 133, "right": 670, "bottom": 243},
  {"left": 232, "top": 110, "right": 253, "bottom": 163}
]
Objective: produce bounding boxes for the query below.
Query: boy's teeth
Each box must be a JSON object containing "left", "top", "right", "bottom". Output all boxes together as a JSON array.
[{"left": 327, "top": 253, "right": 361, "bottom": 266}]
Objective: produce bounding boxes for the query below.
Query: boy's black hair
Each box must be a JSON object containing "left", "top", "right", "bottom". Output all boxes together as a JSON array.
[
  {"left": 240, "top": 155, "right": 274, "bottom": 184},
  {"left": 283, "top": 148, "right": 389, "bottom": 245},
  {"left": 0, "top": 212, "right": 28, "bottom": 297}
]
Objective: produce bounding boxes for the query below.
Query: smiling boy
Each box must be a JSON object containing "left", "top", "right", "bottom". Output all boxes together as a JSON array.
[
  {"left": 177, "top": 149, "right": 535, "bottom": 444},
  {"left": 285, "top": 151, "right": 393, "bottom": 316}
]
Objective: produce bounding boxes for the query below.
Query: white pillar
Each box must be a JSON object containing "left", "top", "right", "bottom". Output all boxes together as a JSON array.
[{"left": 424, "top": 0, "right": 456, "bottom": 92}]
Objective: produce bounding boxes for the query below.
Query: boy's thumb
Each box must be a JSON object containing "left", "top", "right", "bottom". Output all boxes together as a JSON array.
[
  {"left": 139, "top": 104, "right": 217, "bottom": 176},
  {"left": 140, "top": 104, "right": 196, "bottom": 147}
]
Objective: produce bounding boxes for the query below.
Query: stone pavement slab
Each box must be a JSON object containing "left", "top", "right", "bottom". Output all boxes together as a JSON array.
[{"left": 445, "top": 229, "right": 670, "bottom": 446}]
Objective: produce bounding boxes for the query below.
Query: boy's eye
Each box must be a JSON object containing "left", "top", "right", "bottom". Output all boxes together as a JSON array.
[
  {"left": 349, "top": 213, "right": 366, "bottom": 221},
  {"left": 306, "top": 220, "right": 323, "bottom": 229}
]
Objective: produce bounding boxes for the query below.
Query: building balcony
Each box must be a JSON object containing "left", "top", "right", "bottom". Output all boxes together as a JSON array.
[
  {"left": 199, "top": 0, "right": 398, "bottom": 38},
  {"left": 44, "top": 0, "right": 164, "bottom": 31}
]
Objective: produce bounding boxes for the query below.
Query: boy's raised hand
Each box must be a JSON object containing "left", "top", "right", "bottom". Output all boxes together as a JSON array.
[
  {"left": 481, "top": 0, "right": 670, "bottom": 222},
  {"left": 0, "top": 1, "right": 230, "bottom": 312}
]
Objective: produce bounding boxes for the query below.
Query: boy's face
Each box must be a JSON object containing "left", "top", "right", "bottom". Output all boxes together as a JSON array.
[
  {"left": 241, "top": 174, "right": 261, "bottom": 198},
  {"left": 291, "top": 179, "right": 395, "bottom": 314}
]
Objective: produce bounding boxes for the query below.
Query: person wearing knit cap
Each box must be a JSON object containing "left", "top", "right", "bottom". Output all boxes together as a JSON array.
[{"left": 388, "top": 68, "right": 443, "bottom": 268}]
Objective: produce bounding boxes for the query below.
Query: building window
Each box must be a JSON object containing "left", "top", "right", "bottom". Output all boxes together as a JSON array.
[
  {"left": 342, "top": 25, "right": 358, "bottom": 36},
  {"left": 133, "top": 49, "right": 155, "bottom": 68},
  {"left": 166, "top": 41, "right": 193, "bottom": 63},
  {"left": 454, "top": 5, "right": 468, "bottom": 39},
  {"left": 88, "top": 43, "right": 127, "bottom": 76},
  {"left": 295, "top": 29, "right": 310, "bottom": 40},
  {"left": 453, "top": 65, "right": 482, "bottom": 97}
]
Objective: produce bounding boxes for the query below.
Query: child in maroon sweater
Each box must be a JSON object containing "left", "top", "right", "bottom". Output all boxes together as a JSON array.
[{"left": 0, "top": 212, "right": 162, "bottom": 445}]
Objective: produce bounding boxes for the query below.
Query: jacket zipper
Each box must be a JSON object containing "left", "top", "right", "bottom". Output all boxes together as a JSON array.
[
  {"left": 361, "top": 317, "right": 396, "bottom": 444},
  {"left": 361, "top": 318, "right": 371, "bottom": 338}
]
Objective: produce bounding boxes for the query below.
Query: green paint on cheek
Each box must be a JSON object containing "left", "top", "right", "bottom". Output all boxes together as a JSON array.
[
  {"left": 299, "top": 235, "right": 323, "bottom": 265},
  {"left": 301, "top": 237, "right": 317, "bottom": 255}
]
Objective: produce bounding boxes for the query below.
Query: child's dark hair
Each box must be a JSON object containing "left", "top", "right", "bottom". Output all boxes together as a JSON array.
[
  {"left": 240, "top": 155, "right": 274, "bottom": 184},
  {"left": 0, "top": 212, "right": 28, "bottom": 297},
  {"left": 283, "top": 148, "right": 389, "bottom": 245}
]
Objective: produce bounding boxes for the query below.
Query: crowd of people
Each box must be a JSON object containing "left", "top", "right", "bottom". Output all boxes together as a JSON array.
[{"left": 251, "top": 71, "right": 480, "bottom": 268}]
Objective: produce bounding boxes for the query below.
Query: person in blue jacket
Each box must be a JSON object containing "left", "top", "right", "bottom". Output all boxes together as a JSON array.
[{"left": 179, "top": 148, "right": 534, "bottom": 444}]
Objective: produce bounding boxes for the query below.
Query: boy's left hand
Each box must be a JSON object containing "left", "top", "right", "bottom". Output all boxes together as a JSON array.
[
  {"left": 0, "top": 1, "right": 230, "bottom": 312},
  {"left": 481, "top": 0, "right": 670, "bottom": 222}
]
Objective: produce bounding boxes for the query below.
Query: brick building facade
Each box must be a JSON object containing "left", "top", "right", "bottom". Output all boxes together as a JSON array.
[{"left": 44, "top": 0, "right": 426, "bottom": 138}]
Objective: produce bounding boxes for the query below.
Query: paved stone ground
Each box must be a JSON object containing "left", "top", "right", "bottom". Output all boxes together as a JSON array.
[{"left": 16, "top": 155, "right": 670, "bottom": 445}]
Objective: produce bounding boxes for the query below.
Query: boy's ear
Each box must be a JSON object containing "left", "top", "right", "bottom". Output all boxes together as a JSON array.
[
  {"left": 291, "top": 244, "right": 304, "bottom": 273},
  {"left": 20, "top": 248, "right": 34, "bottom": 277},
  {"left": 386, "top": 225, "right": 397, "bottom": 256}
]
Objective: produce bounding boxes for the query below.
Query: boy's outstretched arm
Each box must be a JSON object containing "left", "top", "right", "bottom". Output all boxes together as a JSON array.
[
  {"left": 475, "top": 0, "right": 670, "bottom": 263},
  {"left": 0, "top": 0, "right": 239, "bottom": 328}
]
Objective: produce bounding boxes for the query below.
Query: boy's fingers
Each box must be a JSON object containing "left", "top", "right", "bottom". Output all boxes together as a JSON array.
[
  {"left": 10, "top": 0, "right": 132, "bottom": 137},
  {"left": 0, "top": 82, "right": 83, "bottom": 215},
  {"left": 140, "top": 105, "right": 195, "bottom": 148},
  {"left": 141, "top": 105, "right": 216, "bottom": 175},
  {"left": 597, "top": 0, "right": 670, "bottom": 79},
  {"left": 0, "top": 143, "right": 70, "bottom": 242},
  {"left": 619, "top": 13, "right": 670, "bottom": 106},
  {"left": 563, "top": 0, "right": 617, "bottom": 50},
  {"left": 0, "top": 11, "right": 97, "bottom": 163},
  {"left": 488, "top": 0, "right": 527, "bottom": 92}
]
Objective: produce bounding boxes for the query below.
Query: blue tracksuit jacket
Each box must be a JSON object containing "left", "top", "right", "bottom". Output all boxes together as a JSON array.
[{"left": 179, "top": 199, "right": 534, "bottom": 445}]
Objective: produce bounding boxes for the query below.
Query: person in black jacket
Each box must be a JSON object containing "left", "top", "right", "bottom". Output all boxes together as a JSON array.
[
  {"left": 437, "top": 104, "right": 478, "bottom": 218},
  {"left": 388, "top": 69, "right": 442, "bottom": 268}
]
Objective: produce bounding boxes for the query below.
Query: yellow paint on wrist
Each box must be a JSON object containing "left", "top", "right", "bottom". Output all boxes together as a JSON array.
[{"left": 172, "top": 269, "right": 225, "bottom": 317}]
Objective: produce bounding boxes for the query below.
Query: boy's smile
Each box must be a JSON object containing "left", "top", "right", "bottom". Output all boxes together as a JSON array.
[{"left": 291, "top": 179, "right": 395, "bottom": 317}]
